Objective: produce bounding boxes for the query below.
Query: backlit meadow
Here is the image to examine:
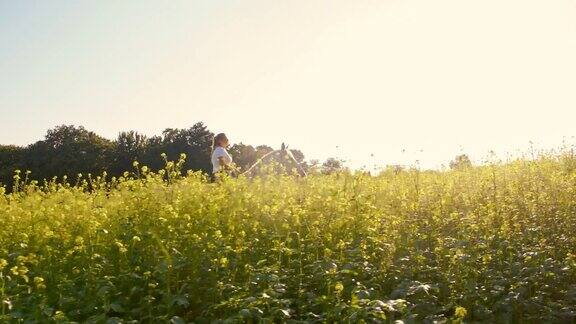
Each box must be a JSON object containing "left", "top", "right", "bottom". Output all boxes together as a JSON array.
[{"left": 1, "top": 153, "right": 576, "bottom": 323}]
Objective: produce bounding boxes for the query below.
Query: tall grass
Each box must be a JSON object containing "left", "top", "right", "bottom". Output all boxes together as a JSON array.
[{"left": 1, "top": 154, "right": 575, "bottom": 322}]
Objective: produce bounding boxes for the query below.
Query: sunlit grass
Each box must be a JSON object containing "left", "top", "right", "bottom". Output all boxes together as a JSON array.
[{"left": 1, "top": 153, "right": 575, "bottom": 322}]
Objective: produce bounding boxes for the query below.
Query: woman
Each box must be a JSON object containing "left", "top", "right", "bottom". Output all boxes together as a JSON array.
[{"left": 211, "top": 133, "right": 233, "bottom": 176}]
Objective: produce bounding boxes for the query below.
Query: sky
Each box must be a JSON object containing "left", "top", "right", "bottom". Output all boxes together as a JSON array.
[{"left": 1, "top": 0, "right": 576, "bottom": 170}]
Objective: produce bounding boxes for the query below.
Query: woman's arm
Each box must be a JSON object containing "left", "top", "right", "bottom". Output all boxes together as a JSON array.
[{"left": 218, "top": 156, "right": 230, "bottom": 170}]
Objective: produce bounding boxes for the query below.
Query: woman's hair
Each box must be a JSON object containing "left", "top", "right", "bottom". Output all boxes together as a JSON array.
[{"left": 212, "top": 133, "right": 228, "bottom": 150}]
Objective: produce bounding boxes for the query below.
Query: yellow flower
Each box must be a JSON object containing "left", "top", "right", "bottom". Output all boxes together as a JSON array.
[
  {"left": 0, "top": 258, "right": 7, "bottom": 270},
  {"left": 11, "top": 265, "right": 28, "bottom": 276},
  {"left": 34, "top": 277, "right": 46, "bottom": 289},
  {"left": 115, "top": 241, "right": 128, "bottom": 254},
  {"left": 53, "top": 311, "right": 66, "bottom": 320},
  {"left": 219, "top": 257, "right": 229, "bottom": 268},
  {"left": 75, "top": 236, "right": 84, "bottom": 246},
  {"left": 334, "top": 282, "right": 344, "bottom": 293},
  {"left": 455, "top": 306, "right": 467, "bottom": 318}
]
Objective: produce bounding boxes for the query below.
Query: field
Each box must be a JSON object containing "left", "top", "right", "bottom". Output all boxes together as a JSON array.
[{"left": 1, "top": 155, "right": 576, "bottom": 323}]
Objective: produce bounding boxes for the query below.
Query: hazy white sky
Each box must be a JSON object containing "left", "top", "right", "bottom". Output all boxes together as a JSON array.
[{"left": 1, "top": 0, "right": 576, "bottom": 169}]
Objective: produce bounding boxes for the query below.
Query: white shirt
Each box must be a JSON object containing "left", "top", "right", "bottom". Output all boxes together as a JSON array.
[{"left": 211, "top": 146, "right": 233, "bottom": 173}]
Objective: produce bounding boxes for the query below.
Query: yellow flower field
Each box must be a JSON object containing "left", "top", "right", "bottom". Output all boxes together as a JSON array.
[{"left": 1, "top": 155, "right": 575, "bottom": 322}]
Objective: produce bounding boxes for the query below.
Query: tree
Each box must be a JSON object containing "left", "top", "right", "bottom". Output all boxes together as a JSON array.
[
  {"left": 228, "top": 143, "right": 257, "bottom": 170},
  {"left": 24, "top": 125, "right": 114, "bottom": 180},
  {"left": 0, "top": 123, "right": 309, "bottom": 189},
  {"left": 159, "top": 123, "right": 214, "bottom": 174},
  {"left": 321, "top": 158, "right": 345, "bottom": 174},
  {"left": 307, "top": 159, "right": 321, "bottom": 174},
  {"left": 112, "top": 131, "right": 148, "bottom": 175},
  {"left": 449, "top": 154, "right": 472, "bottom": 170},
  {"left": 0, "top": 145, "right": 25, "bottom": 187},
  {"left": 255, "top": 145, "right": 274, "bottom": 159},
  {"left": 141, "top": 135, "right": 165, "bottom": 170},
  {"left": 382, "top": 164, "right": 405, "bottom": 175}
]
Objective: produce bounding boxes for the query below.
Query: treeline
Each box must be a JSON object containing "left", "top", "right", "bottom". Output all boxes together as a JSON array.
[{"left": 0, "top": 123, "right": 315, "bottom": 188}]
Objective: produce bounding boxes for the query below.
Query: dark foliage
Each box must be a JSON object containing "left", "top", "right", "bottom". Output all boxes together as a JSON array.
[{"left": 0, "top": 123, "right": 312, "bottom": 189}]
